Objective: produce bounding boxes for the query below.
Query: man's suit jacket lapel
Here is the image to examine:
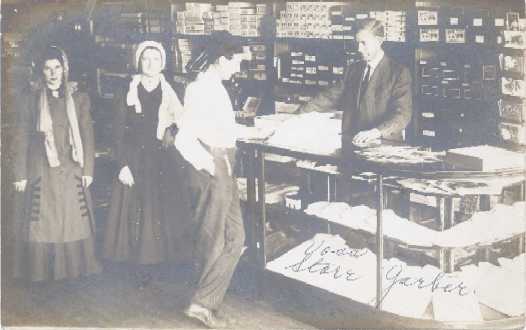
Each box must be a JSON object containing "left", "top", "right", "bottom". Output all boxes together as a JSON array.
[
  {"left": 364, "top": 56, "right": 388, "bottom": 104},
  {"left": 361, "top": 56, "right": 389, "bottom": 125},
  {"left": 342, "top": 62, "right": 364, "bottom": 135}
]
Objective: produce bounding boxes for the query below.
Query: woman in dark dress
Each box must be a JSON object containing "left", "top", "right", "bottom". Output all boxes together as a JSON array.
[
  {"left": 103, "top": 41, "right": 191, "bottom": 283},
  {"left": 12, "top": 45, "right": 101, "bottom": 282}
]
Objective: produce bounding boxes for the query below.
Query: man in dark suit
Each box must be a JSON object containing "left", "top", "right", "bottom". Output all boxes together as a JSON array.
[
  {"left": 301, "top": 19, "right": 413, "bottom": 170},
  {"left": 299, "top": 18, "right": 412, "bottom": 203}
]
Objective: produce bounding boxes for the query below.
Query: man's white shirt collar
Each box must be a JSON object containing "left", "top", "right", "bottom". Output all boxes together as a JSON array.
[{"left": 366, "top": 49, "right": 385, "bottom": 77}]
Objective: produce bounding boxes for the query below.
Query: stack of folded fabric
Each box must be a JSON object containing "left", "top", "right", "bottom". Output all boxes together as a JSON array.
[
  {"left": 304, "top": 202, "right": 436, "bottom": 247},
  {"left": 305, "top": 201, "right": 526, "bottom": 248},
  {"left": 265, "top": 112, "right": 341, "bottom": 155},
  {"left": 436, "top": 201, "right": 526, "bottom": 247}
]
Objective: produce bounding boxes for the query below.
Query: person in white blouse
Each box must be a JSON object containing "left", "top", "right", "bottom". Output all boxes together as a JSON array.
[{"left": 175, "top": 31, "right": 251, "bottom": 328}]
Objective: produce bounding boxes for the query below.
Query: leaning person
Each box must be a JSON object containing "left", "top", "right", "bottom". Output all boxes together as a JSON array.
[{"left": 175, "top": 31, "right": 250, "bottom": 328}]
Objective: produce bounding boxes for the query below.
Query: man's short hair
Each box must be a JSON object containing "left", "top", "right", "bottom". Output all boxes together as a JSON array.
[{"left": 356, "top": 19, "right": 385, "bottom": 38}]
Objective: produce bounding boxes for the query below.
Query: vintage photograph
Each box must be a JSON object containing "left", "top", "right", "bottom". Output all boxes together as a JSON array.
[{"left": 2, "top": 0, "right": 526, "bottom": 329}]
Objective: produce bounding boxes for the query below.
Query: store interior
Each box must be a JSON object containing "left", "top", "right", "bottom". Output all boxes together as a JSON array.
[{"left": 2, "top": 0, "right": 525, "bottom": 328}]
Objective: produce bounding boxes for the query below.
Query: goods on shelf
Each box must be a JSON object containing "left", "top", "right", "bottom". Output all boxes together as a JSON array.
[
  {"left": 499, "top": 98, "right": 526, "bottom": 123},
  {"left": 174, "top": 2, "right": 266, "bottom": 36},
  {"left": 499, "top": 122, "right": 526, "bottom": 144},
  {"left": 497, "top": 21, "right": 525, "bottom": 145},
  {"left": 303, "top": 200, "right": 526, "bottom": 248},
  {"left": 499, "top": 52, "right": 525, "bottom": 75},
  {"left": 173, "top": 37, "right": 193, "bottom": 73},
  {"left": 277, "top": 43, "right": 349, "bottom": 88},
  {"left": 235, "top": 44, "right": 267, "bottom": 80},
  {"left": 276, "top": 2, "right": 343, "bottom": 39},
  {"left": 370, "top": 10, "right": 407, "bottom": 42},
  {"left": 276, "top": 3, "right": 407, "bottom": 41}
]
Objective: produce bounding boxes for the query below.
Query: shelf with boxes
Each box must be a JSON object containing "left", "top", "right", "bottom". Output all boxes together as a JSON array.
[
  {"left": 415, "top": 7, "right": 500, "bottom": 46},
  {"left": 411, "top": 1, "right": 525, "bottom": 149},
  {"left": 275, "top": 39, "right": 351, "bottom": 91},
  {"left": 171, "top": 2, "right": 268, "bottom": 37},
  {"left": 88, "top": 0, "right": 525, "bottom": 148},
  {"left": 170, "top": 2, "right": 275, "bottom": 117},
  {"left": 275, "top": 2, "right": 407, "bottom": 42},
  {"left": 414, "top": 45, "right": 500, "bottom": 149},
  {"left": 238, "top": 138, "right": 526, "bottom": 324},
  {"left": 274, "top": 1, "right": 410, "bottom": 108},
  {"left": 498, "top": 30, "right": 526, "bottom": 146}
]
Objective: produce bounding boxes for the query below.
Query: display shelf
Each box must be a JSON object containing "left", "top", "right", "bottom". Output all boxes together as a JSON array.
[
  {"left": 303, "top": 200, "right": 526, "bottom": 250},
  {"left": 247, "top": 196, "right": 526, "bottom": 253},
  {"left": 238, "top": 138, "right": 525, "bottom": 325}
]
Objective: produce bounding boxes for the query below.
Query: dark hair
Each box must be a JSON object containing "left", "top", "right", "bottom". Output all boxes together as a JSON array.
[
  {"left": 355, "top": 19, "right": 385, "bottom": 38},
  {"left": 186, "top": 31, "right": 244, "bottom": 73},
  {"left": 37, "top": 45, "right": 65, "bottom": 74}
]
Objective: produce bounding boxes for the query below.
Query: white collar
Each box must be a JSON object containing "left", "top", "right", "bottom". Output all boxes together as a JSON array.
[{"left": 366, "top": 50, "right": 384, "bottom": 73}]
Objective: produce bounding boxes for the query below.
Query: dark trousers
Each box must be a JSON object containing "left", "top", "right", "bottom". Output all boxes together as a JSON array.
[{"left": 187, "top": 148, "right": 246, "bottom": 310}]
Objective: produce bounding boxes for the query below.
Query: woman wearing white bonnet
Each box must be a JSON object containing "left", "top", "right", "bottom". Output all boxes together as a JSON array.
[{"left": 103, "top": 40, "right": 191, "bottom": 284}]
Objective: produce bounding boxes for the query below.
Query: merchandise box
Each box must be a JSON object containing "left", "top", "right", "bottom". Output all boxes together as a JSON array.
[
  {"left": 445, "top": 145, "right": 525, "bottom": 170},
  {"left": 499, "top": 98, "right": 526, "bottom": 123}
]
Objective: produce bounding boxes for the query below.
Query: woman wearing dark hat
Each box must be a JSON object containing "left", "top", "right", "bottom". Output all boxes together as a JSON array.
[
  {"left": 12, "top": 45, "right": 101, "bottom": 282},
  {"left": 175, "top": 31, "right": 251, "bottom": 328},
  {"left": 103, "top": 41, "right": 190, "bottom": 283}
]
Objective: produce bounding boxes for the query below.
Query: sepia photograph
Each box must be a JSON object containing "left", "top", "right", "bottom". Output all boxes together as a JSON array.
[{"left": 1, "top": 0, "right": 526, "bottom": 329}]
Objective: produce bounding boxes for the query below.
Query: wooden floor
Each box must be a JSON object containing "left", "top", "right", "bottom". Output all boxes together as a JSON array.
[{"left": 1, "top": 262, "right": 315, "bottom": 329}]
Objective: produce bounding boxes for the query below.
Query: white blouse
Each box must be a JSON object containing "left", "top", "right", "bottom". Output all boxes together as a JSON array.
[{"left": 175, "top": 70, "right": 238, "bottom": 172}]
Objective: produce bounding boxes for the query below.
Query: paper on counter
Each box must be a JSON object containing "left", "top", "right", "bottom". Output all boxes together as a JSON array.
[
  {"left": 432, "top": 275, "right": 482, "bottom": 322},
  {"left": 475, "top": 260, "right": 525, "bottom": 317},
  {"left": 380, "top": 261, "right": 436, "bottom": 319},
  {"left": 266, "top": 233, "right": 377, "bottom": 306},
  {"left": 266, "top": 234, "right": 477, "bottom": 320},
  {"left": 265, "top": 112, "right": 341, "bottom": 155}
]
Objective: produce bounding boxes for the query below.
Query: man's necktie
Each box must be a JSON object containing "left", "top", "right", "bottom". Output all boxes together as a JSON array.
[
  {"left": 362, "top": 64, "right": 371, "bottom": 91},
  {"left": 359, "top": 64, "right": 371, "bottom": 104}
]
